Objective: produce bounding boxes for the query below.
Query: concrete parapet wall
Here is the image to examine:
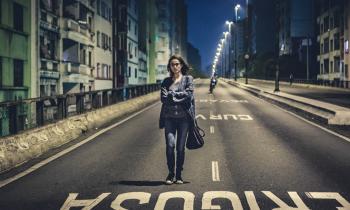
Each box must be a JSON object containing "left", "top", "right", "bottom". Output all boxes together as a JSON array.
[
  {"left": 0, "top": 92, "right": 160, "bottom": 173},
  {"left": 224, "top": 79, "right": 350, "bottom": 125}
]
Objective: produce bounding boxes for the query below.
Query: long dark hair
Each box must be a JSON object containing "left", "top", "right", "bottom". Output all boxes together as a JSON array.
[{"left": 167, "top": 55, "right": 190, "bottom": 78}]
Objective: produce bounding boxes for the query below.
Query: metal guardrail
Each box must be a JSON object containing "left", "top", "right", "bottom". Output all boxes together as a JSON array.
[{"left": 0, "top": 84, "right": 160, "bottom": 137}]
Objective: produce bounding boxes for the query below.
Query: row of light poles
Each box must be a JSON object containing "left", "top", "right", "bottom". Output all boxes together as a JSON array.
[{"left": 212, "top": 4, "right": 245, "bottom": 83}]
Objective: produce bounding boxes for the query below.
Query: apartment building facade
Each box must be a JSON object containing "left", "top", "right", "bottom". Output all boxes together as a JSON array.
[
  {"left": 61, "top": 0, "right": 95, "bottom": 94},
  {"left": 139, "top": 0, "right": 157, "bottom": 84},
  {"left": 317, "top": 0, "right": 348, "bottom": 84},
  {"left": 94, "top": 0, "right": 113, "bottom": 90},
  {"left": 38, "top": 0, "right": 62, "bottom": 97},
  {"left": 155, "top": 0, "right": 171, "bottom": 82},
  {"left": 126, "top": 0, "right": 139, "bottom": 85},
  {"left": 112, "top": 0, "right": 127, "bottom": 88},
  {"left": 345, "top": 0, "right": 350, "bottom": 83}
]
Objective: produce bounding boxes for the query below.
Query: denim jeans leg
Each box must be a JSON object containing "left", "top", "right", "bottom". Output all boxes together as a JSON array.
[
  {"left": 176, "top": 119, "right": 189, "bottom": 176},
  {"left": 165, "top": 119, "right": 176, "bottom": 174}
]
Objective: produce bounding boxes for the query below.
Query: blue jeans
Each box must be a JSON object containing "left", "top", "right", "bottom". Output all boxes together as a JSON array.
[{"left": 164, "top": 117, "right": 190, "bottom": 176}]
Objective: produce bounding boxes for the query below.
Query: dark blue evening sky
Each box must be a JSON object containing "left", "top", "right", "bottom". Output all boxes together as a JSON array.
[{"left": 187, "top": 0, "right": 246, "bottom": 71}]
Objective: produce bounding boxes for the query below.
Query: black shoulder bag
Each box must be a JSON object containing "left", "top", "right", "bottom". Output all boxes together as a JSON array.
[{"left": 183, "top": 76, "right": 205, "bottom": 150}]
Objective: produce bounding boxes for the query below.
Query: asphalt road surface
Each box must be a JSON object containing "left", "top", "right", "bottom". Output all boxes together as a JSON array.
[
  {"left": 243, "top": 79, "right": 350, "bottom": 109},
  {"left": 0, "top": 79, "right": 350, "bottom": 210}
]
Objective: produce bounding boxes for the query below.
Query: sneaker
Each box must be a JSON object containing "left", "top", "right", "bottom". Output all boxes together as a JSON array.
[
  {"left": 165, "top": 173, "right": 174, "bottom": 185},
  {"left": 175, "top": 176, "right": 183, "bottom": 184}
]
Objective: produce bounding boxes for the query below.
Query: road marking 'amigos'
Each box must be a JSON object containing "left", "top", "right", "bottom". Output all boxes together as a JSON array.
[{"left": 60, "top": 191, "right": 350, "bottom": 210}]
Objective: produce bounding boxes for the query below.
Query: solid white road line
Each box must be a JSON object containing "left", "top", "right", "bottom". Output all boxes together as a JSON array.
[
  {"left": 212, "top": 161, "right": 220, "bottom": 182},
  {"left": 266, "top": 100, "right": 350, "bottom": 143},
  {"left": 0, "top": 102, "right": 160, "bottom": 189}
]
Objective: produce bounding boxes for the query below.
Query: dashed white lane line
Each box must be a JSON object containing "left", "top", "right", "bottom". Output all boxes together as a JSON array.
[
  {"left": 210, "top": 126, "right": 214, "bottom": 134},
  {"left": 0, "top": 102, "right": 160, "bottom": 189},
  {"left": 212, "top": 161, "right": 220, "bottom": 182}
]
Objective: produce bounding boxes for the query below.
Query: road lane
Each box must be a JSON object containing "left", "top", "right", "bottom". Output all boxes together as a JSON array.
[{"left": 0, "top": 79, "right": 349, "bottom": 209}]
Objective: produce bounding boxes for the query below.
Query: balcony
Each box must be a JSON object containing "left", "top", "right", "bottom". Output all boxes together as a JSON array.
[
  {"left": 40, "top": 70, "right": 60, "bottom": 79},
  {"left": 63, "top": 18, "right": 94, "bottom": 46},
  {"left": 40, "top": 20, "right": 60, "bottom": 33},
  {"left": 333, "top": 49, "right": 341, "bottom": 57},
  {"left": 65, "top": 62, "right": 91, "bottom": 76}
]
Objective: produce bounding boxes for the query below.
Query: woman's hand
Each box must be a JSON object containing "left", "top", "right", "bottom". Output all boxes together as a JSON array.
[{"left": 161, "top": 88, "right": 174, "bottom": 98}]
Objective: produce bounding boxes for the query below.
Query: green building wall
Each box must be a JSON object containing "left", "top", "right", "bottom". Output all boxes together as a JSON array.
[{"left": 0, "top": 0, "right": 32, "bottom": 136}]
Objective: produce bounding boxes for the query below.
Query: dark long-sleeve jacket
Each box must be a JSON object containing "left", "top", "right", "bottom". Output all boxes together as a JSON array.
[{"left": 159, "top": 75, "right": 194, "bottom": 129}]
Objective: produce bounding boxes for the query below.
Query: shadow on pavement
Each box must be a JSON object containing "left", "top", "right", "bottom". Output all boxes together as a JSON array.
[{"left": 112, "top": 180, "right": 190, "bottom": 186}]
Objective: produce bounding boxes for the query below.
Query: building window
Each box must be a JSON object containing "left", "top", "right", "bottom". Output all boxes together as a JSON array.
[
  {"left": 135, "top": 68, "right": 137, "bottom": 78},
  {"left": 334, "top": 33, "right": 340, "bottom": 50},
  {"left": 109, "top": 65, "right": 112, "bottom": 79},
  {"left": 13, "top": 59, "right": 24, "bottom": 87},
  {"left": 109, "top": 37, "right": 111, "bottom": 51},
  {"left": 320, "top": 43, "right": 323, "bottom": 54},
  {"left": 128, "top": 20, "right": 131, "bottom": 31},
  {"left": 330, "top": 39, "right": 334, "bottom": 51},
  {"left": 97, "top": 31, "right": 100, "bottom": 47},
  {"left": 134, "top": 47, "right": 137, "bottom": 57},
  {"left": 330, "top": 61, "right": 333, "bottom": 72},
  {"left": 128, "top": 67, "right": 131, "bottom": 77},
  {"left": 135, "top": 24, "right": 137, "bottom": 35},
  {"left": 321, "top": 63, "right": 324, "bottom": 74},
  {"left": 89, "top": 51, "right": 92, "bottom": 66},
  {"left": 345, "top": 64, "right": 348, "bottom": 77},
  {"left": 97, "top": 63, "right": 100, "bottom": 77},
  {"left": 334, "top": 57, "right": 340, "bottom": 72},
  {"left": 40, "top": 85, "right": 45, "bottom": 97},
  {"left": 103, "top": 64, "right": 108, "bottom": 78},
  {"left": 118, "top": 34, "right": 122, "bottom": 50},
  {"left": 324, "top": 59, "right": 329, "bottom": 73},
  {"left": 324, "top": 38, "right": 329, "bottom": 53},
  {"left": 50, "top": 85, "right": 56, "bottom": 96},
  {"left": 13, "top": 2, "right": 24, "bottom": 32}
]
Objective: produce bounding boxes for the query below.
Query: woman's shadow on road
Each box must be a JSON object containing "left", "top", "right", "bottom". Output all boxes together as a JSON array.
[{"left": 111, "top": 180, "right": 190, "bottom": 186}]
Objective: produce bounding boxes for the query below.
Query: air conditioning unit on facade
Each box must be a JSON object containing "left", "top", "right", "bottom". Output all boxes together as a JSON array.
[{"left": 66, "top": 62, "right": 71, "bottom": 72}]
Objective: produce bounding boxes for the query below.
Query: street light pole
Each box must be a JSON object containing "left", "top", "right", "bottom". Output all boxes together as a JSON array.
[
  {"left": 226, "top": 21, "right": 233, "bottom": 79},
  {"left": 245, "top": 54, "right": 249, "bottom": 84},
  {"left": 234, "top": 4, "right": 240, "bottom": 81},
  {"left": 274, "top": 61, "right": 280, "bottom": 92},
  {"left": 221, "top": 38, "right": 225, "bottom": 77}
]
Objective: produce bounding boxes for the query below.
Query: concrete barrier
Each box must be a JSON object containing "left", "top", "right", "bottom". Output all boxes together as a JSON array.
[
  {"left": 0, "top": 92, "right": 160, "bottom": 173},
  {"left": 224, "top": 79, "right": 350, "bottom": 125}
]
